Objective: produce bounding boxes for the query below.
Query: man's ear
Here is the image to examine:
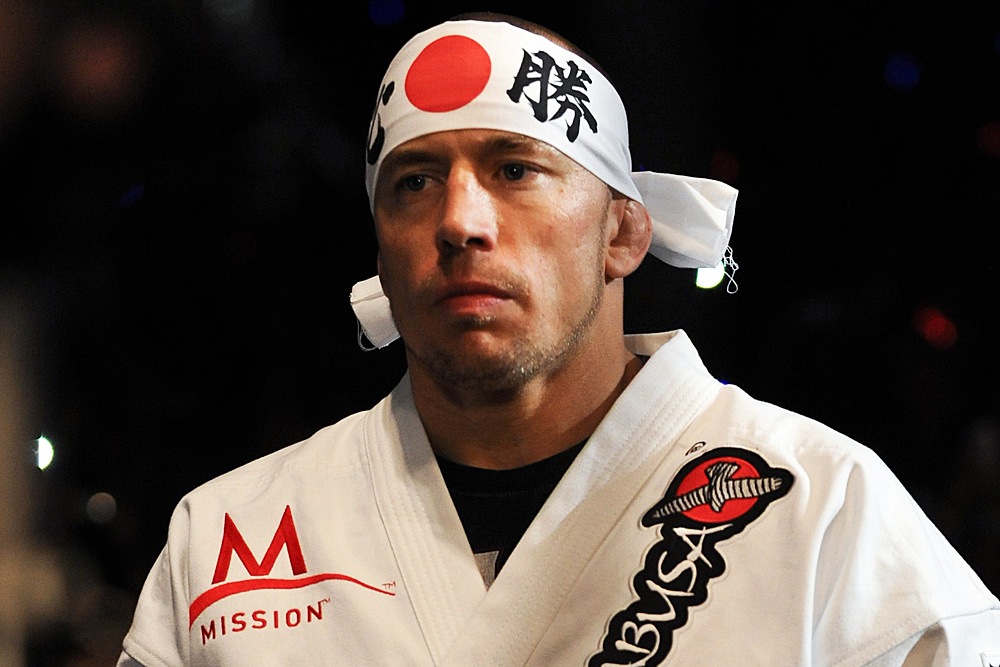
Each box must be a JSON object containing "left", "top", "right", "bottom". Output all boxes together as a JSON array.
[{"left": 606, "top": 198, "right": 652, "bottom": 280}]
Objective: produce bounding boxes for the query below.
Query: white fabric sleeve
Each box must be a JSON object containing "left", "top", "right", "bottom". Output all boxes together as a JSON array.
[
  {"left": 116, "top": 652, "right": 147, "bottom": 667},
  {"left": 121, "top": 524, "right": 191, "bottom": 666},
  {"left": 811, "top": 443, "right": 1000, "bottom": 666},
  {"left": 862, "top": 610, "right": 1000, "bottom": 666}
]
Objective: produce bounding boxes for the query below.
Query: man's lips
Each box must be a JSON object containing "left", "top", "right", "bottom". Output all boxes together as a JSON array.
[
  {"left": 435, "top": 281, "right": 514, "bottom": 303},
  {"left": 433, "top": 281, "right": 517, "bottom": 315}
]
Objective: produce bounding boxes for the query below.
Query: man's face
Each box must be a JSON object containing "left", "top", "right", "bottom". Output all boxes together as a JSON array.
[{"left": 373, "top": 129, "right": 619, "bottom": 393}]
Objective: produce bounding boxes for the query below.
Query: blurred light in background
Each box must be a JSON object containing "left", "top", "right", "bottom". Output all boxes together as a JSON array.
[
  {"left": 976, "top": 121, "right": 1000, "bottom": 159},
  {"left": 369, "top": 0, "right": 405, "bottom": 27},
  {"left": 87, "top": 492, "right": 118, "bottom": 525},
  {"left": 696, "top": 262, "right": 726, "bottom": 289},
  {"left": 119, "top": 183, "right": 146, "bottom": 208},
  {"left": 52, "top": 17, "right": 149, "bottom": 119},
  {"left": 205, "top": 0, "right": 255, "bottom": 28},
  {"left": 36, "top": 435, "right": 54, "bottom": 469},
  {"left": 0, "top": 0, "right": 39, "bottom": 132},
  {"left": 914, "top": 305, "right": 957, "bottom": 350},
  {"left": 884, "top": 53, "right": 920, "bottom": 92}
]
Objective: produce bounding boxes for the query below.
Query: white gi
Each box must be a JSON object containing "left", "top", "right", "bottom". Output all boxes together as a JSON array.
[{"left": 119, "top": 330, "right": 1000, "bottom": 666}]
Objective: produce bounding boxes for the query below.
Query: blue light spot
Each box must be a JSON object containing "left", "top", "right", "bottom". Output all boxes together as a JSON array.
[
  {"left": 368, "top": 0, "right": 404, "bottom": 27},
  {"left": 119, "top": 184, "right": 145, "bottom": 208},
  {"left": 884, "top": 54, "right": 920, "bottom": 92}
]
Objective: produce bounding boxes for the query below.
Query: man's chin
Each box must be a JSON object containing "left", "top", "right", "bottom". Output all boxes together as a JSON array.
[
  {"left": 408, "top": 338, "right": 546, "bottom": 395},
  {"left": 418, "top": 326, "right": 595, "bottom": 398}
]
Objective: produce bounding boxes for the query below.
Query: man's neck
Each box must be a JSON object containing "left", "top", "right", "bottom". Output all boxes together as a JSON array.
[{"left": 408, "top": 335, "right": 641, "bottom": 470}]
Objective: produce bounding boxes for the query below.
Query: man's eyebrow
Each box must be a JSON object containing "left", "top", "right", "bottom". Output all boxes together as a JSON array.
[
  {"left": 480, "top": 134, "right": 556, "bottom": 157},
  {"left": 379, "top": 149, "right": 441, "bottom": 174}
]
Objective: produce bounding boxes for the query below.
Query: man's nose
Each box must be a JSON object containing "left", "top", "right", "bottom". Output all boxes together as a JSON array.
[{"left": 435, "top": 168, "right": 498, "bottom": 254}]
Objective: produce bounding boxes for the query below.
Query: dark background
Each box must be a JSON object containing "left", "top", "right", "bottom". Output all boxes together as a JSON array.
[{"left": 1, "top": 0, "right": 998, "bottom": 662}]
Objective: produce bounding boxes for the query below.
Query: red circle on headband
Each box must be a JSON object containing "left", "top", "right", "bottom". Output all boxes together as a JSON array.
[{"left": 405, "top": 35, "right": 491, "bottom": 113}]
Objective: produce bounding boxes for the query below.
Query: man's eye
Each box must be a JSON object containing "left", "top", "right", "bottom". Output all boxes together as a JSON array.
[
  {"left": 401, "top": 174, "right": 426, "bottom": 191},
  {"left": 501, "top": 163, "right": 526, "bottom": 181}
]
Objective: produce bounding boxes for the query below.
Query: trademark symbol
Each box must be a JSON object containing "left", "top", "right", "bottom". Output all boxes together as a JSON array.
[
  {"left": 381, "top": 581, "right": 396, "bottom": 590},
  {"left": 685, "top": 441, "right": 706, "bottom": 456}
]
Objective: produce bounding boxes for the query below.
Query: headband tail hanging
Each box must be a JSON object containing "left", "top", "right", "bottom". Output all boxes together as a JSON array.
[{"left": 350, "top": 275, "right": 399, "bottom": 349}]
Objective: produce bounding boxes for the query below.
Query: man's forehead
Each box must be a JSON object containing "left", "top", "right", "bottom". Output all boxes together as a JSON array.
[{"left": 381, "top": 129, "right": 567, "bottom": 167}]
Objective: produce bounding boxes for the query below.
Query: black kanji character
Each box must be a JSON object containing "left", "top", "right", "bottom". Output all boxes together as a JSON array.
[
  {"left": 367, "top": 81, "right": 395, "bottom": 165},
  {"left": 507, "top": 50, "right": 598, "bottom": 142}
]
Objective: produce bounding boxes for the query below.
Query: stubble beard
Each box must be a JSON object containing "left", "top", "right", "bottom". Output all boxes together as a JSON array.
[
  {"left": 410, "top": 223, "right": 609, "bottom": 396},
  {"left": 414, "top": 275, "right": 604, "bottom": 395}
]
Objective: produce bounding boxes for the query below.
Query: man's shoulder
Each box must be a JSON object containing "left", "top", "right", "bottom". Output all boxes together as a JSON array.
[
  {"left": 630, "top": 329, "right": 883, "bottom": 471},
  {"left": 692, "top": 381, "right": 900, "bottom": 492},
  {"left": 696, "top": 380, "right": 863, "bottom": 451},
  {"left": 180, "top": 409, "right": 373, "bottom": 508}
]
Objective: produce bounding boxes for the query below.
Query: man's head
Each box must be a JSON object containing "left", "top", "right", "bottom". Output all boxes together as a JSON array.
[
  {"left": 365, "top": 16, "right": 655, "bottom": 392},
  {"left": 352, "top": 15, "right": 738, "bottom": 354}
]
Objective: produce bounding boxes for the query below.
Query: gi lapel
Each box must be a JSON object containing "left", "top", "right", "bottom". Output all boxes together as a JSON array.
[
  {"left": 363, "top": 377, "right": 487, "bottom": 664},
  {"left": 438, "top": 331, "right": 723, "bottom": 666}
]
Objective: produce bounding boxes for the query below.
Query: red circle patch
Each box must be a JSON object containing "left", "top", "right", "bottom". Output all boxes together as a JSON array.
[
  {"left": 675, "top": 456, "right": 760, "bottom": 523},
  {"left": 405, "top": 35, "right": 491, "bottom": 113}
]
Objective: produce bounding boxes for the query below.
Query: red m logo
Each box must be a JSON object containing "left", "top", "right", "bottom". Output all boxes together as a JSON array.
[{"left": 212, "top": 505, "right": 307, "bottom": 584}]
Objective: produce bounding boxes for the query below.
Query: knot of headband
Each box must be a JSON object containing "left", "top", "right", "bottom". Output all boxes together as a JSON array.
[{"left": 353, "top": 19, "right": 739, "bottom": 349}]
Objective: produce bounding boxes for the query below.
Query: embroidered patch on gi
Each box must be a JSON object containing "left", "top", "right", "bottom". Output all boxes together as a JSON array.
[
  {"left": 189, "top": 505, "right": 395, "bottom": 645},
  {"left": 589, "top": 447, "right": 793, "bottom": 666}
]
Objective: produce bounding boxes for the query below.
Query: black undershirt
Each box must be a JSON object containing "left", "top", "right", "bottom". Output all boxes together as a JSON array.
[{"left": 436, "top": 441, "right": 586, "bottom": 582}]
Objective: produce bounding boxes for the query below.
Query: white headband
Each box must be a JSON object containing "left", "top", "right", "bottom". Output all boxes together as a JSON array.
[{"left": 352, "top": 19, "right": 739, "bottom": 348}]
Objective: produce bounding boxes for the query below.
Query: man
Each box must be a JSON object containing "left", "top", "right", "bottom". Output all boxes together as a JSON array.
[{"left": 119, "top": 14, "right": 1000, "bottom": 666}]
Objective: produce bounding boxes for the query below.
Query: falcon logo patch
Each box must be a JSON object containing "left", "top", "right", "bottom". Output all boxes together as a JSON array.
[{"left": 589, "top": 447, "right": 793, "bottom": 666}]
